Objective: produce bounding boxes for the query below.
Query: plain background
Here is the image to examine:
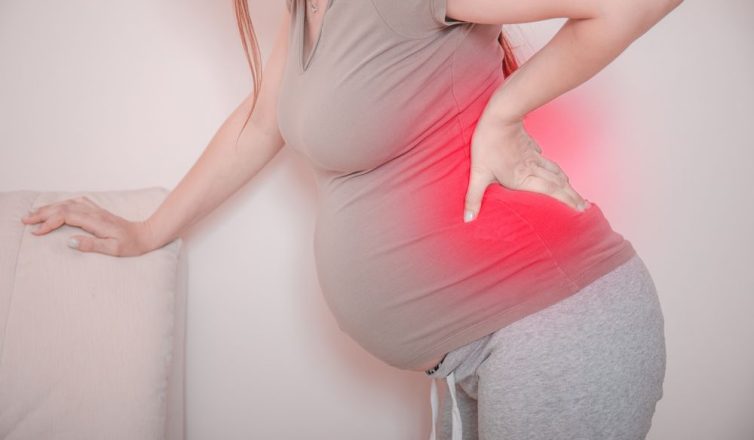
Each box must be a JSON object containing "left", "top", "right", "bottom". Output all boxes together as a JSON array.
[{"left": 1, "top": 0, "right": 752, "bottom": 438}]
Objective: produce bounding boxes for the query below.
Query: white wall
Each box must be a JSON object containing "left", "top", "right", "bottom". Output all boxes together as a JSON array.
[{"left": 1, "top": 0, "right": 752, "bottom": 439}]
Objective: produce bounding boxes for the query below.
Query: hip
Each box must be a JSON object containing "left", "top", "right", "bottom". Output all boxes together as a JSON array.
[{"left": 426, "top": 252, "right": 665, "bottom": 376}]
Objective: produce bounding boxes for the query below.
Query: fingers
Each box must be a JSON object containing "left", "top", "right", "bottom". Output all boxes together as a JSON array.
[
  {"left": 535, "top": 160, "right": 588, "bottom": 210},
  {"left": 20, "top": 196, "right": 127, "bottom": 256},
  {"left": 527, "top": 161, "right": 567, "bottom": 190},
  {"left": 509, "top": 152, "right": 587, "bottom": 212},
  {"left": 521, "top": 167, "right": 588, "bottom": 212},
  {"left": 560, "top": 184, "right": 589, "bottom": 210},
  {"left": 518, "top": 172, "right": 560, "bottom": 196},
  {"left": 30, "top": 212, "right": 67, "bottom": 235},
  {"left": 23, "top": 201, "right": 70, "bottom": 226},
  {"left": 22, "top": 199, "right": 114, "bottom": 238},
  {"left": 537, "top": 155, "right": 568, "bottom": 183},
  {"left": 22, "top": 196, "right": 99, "bottom": 225},
  {"left": 21, "top": 208, "right": 45, "bottom": 224},
  {"left": 464, "top": 165, "right": 495, "bottom": 222}
]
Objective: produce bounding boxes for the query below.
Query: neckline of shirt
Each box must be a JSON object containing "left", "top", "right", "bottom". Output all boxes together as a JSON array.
[{"left": 299, "top": 0, "right": 334, "bottom": 72}]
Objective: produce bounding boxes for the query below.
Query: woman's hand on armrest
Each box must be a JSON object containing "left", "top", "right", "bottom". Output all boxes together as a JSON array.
[
  {"left": 21, "top": 9, "right": 294, "bottom": 256},
  {"left": 21, "top": 197, "right": 157, "bottom": 257}
]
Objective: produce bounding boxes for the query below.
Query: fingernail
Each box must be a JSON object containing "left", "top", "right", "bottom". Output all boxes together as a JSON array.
[
  {"left": 67, "top": 238, "right": 79, "bottom": 249},
  {"left": 464, "top": 210, "right": 475, "bottom": 223}
]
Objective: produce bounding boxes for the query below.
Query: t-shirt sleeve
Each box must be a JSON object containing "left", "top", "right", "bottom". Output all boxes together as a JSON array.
[
  {"left": 429, "top": 0, "right": 468, "bottom": 28},
  {"left": 371, "top": 0, "right": 471, "bottom": 38}
]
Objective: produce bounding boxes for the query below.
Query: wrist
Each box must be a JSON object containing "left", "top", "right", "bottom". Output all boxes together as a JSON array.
[
  {"left": 484, "top": 95, "right": 526, "bottom": 124},
  {"left": 478, "top": 101, "right": 525, "bottom": 135},
  {"left": 481, "top": 79, "right": 528, "bottom": 126},
  {"left": 134, "top": 219, "right": 159, "bottom": 254}
]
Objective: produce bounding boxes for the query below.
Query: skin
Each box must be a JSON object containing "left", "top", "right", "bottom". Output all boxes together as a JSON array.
[
  {"left": 21, "top": 0, "right": 683, "bottom": 371},
  {"left": 453, "top": 0, "right": 684, "bottom": 222}
]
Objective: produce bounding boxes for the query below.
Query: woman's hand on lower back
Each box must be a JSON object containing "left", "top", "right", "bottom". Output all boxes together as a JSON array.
[
  {"left": 463, "top": 116, "right": 589, "bottom": 223},
  {"left": 20, "top": 196, "right": 156, "bottom": 257}
]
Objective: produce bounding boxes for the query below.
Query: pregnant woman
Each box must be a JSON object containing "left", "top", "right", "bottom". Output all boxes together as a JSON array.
[{"left": 22, "top": 0, "right": 681, "bottom": 438}]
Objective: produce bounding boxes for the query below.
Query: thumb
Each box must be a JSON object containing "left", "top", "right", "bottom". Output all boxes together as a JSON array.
[
  {"left": 67, "top": 234, "right": 116, "bottom": 255},
  {"left": 464, "top": 166, "right": 492, "bottom": 223}
]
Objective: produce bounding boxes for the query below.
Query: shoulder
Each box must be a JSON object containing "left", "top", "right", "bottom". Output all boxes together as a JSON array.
[{"left": 369, "top": 0, "right": 471, "bottom": 39}]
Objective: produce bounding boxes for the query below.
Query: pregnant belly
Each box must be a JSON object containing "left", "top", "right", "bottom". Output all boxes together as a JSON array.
[{"left": 308, "top": 149, "right": 622, "bottom": 369}]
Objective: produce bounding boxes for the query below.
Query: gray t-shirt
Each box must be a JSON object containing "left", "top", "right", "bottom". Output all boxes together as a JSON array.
[{"left": 277, "top": 0, "right": 636, "bottom": 371}]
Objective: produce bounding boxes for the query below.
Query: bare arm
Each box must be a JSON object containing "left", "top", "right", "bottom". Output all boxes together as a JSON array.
[
  {"left": 456, "top": 0, "right": 683, "bottom": 221},
  {"left": 20, "top": 8, "right": 294, "bottom": 256},
  {"left": 141, "top": 10, "right": 292, "bottom": 251},
  {"left": 445, "top": 0, "right": 684, "bottom": 123}
]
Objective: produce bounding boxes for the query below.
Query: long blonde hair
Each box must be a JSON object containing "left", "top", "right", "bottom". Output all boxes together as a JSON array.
[{"left": 232, "top": 0, "right": 520, "bottom": 139}]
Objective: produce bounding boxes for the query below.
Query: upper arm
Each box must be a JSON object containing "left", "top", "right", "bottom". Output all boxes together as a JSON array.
[
  {"left": 444, "top": 0, "right": 601, "bottom": 25},
  {"left": 371, "top": 0, "right": 603, "bottom": 38},
  {"left": 246, "top": 5, "right": 292, "bottom": 140},
  {"left": 444, "top": 0, "right": 681, "bottom": 26}
]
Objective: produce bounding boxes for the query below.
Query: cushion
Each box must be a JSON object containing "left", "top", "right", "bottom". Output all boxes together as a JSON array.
[{"left": 0, "top": 187, "right": 186, "bottom": 440}]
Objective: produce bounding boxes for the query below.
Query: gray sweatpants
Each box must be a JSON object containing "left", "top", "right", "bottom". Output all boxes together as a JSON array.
[{"left": 425, "top": 253, "right": 666, "bottom": 440}]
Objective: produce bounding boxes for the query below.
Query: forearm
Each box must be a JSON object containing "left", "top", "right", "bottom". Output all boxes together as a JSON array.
[
  {"left": 481, "top": 0, "right": 682, "bottom": 124},
  {"left": 141, "top": 95, "right": 285, "bottom": 250}
]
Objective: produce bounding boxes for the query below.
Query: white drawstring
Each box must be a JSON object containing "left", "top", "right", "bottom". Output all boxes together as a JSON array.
[
  {"left": 429, "top": 377, "right": 439, "bottom": 440},
  {"left": 429, "top": 371, "right": 463, "bottom": 440}
]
